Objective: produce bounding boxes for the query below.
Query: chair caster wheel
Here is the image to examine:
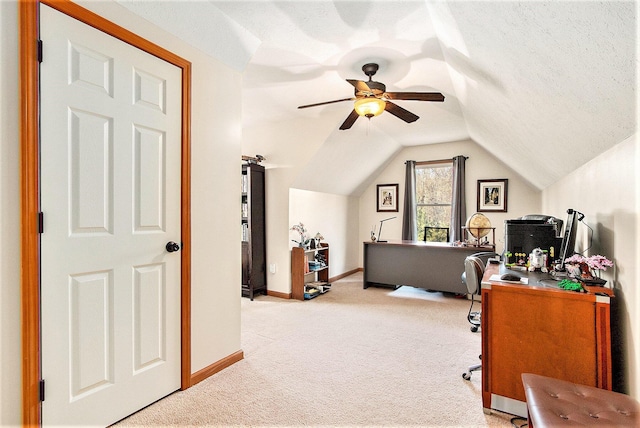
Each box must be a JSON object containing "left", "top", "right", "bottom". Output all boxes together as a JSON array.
[
  {"left": 470, "top": 325, "right": 479, "bottom": 333},
  {"left": 462, "top": 372, "right": 471, "bottom": 381}
]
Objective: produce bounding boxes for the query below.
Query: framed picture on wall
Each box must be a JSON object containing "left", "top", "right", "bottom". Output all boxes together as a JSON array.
[
  {"left": 377, "top": 184, "right": 399, "bottom": 212},
  {"left": 477, "top": 179, "right": 508, "bottom": 212}
]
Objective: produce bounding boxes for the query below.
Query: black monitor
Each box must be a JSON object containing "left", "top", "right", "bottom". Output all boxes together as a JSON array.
[{"left": 558, "top": 209, "right": 582, "bottom": 269}]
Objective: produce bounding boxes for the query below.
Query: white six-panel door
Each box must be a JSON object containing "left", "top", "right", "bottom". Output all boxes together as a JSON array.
[{"left": 40, "top": 4, "right": 182, "bottom": 426}]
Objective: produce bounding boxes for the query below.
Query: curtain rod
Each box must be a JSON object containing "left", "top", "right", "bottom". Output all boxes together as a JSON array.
[{"left": 412, "top": 156, "right": 468, "bottom": 166}]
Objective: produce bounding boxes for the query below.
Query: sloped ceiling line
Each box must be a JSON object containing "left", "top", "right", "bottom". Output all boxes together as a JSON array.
[{"left": 117, "top": 0, "right": 637, "bottom": 193}]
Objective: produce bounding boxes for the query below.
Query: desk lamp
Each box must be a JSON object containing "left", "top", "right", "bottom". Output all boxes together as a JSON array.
[{"left": 377, "top": 216, "right": 396, "bottom": 243}]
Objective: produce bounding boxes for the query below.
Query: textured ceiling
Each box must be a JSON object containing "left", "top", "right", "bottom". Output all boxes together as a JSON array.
[{"left": 117, "top": 0, "right": 637, "bottom": 193}]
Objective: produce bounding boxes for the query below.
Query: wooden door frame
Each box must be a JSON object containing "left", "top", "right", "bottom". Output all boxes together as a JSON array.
[{"left": 20, "top": 1, "right": 192, "bottom": 424}]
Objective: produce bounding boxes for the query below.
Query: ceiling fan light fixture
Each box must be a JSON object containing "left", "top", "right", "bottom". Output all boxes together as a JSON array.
[
  {"left": 297, "top": 62, "right": 444, "bottom": 130},
  {"left": 354, "top": 97, "right": 385, "bottom": 118}
]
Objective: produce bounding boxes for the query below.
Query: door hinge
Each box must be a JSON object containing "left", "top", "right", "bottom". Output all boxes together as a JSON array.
[
  {"left": 38, "top": 212, "right": 44, "bottom": 234},
  {"left": 37, "top": 39, "right": 43, "bottom": 63},
  {"left": 39, "top": 379, "right": 45, "bottom": 402}
]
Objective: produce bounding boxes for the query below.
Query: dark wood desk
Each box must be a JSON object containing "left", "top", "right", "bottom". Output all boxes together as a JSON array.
[
  {"left": 481, "top": 263, "right": 613, "bottom": 417},
  {"left": 363, "top": 241, "right": 494, "bottom": 294}
]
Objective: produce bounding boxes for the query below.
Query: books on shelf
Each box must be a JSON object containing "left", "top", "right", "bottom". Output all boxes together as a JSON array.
[
  {"left": 304, "top": 257, "right": 326, "bottom": 272},
  {"left": 308, "top": 260, "right": 320, "bottom": 270},
  {"left": 241, "top": 174, "right": 248, "bottom": 193},
  {"left": 241, "top": 223, "right": 249, "bottom": 241},
  {"left": 305, "top": 281, "right": 331, "bottom": 292},
  {"left": 303, "top": 281, "right": 331, "bottom": 299}
]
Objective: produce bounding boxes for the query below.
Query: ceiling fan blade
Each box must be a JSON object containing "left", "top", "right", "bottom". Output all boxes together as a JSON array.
[
  {"left": 339, "top": 110, "right": 359, "bottom": 130},
  {"left": 298, "top": 97, "right": 354, "bottom": 109},
  {"left": 385, "top": 101, "right": 419, "bottom": 123},
  {"left": 346, "top": 79, "right": 372, "bottom": 93},
  {"left": 385, "top": 92, "right": 445, "bottom": 102}
]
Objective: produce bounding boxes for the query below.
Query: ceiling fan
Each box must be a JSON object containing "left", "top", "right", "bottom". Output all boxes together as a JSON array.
[{"left": 297, "top": 63, "right": 445, "bottom": 130}]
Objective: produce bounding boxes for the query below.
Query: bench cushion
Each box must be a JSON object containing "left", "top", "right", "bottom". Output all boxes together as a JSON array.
[{"left": 522, "top": 373, "right": 639, "bottom": 427}]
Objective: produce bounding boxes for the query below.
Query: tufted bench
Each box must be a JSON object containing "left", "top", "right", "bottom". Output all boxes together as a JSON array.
[{"left": 521, "top": 373, "right": 640, "bottom": 427}]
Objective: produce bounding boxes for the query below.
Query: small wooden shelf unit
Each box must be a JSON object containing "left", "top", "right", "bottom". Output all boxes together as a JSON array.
[{"left": 291, "top": 244, "right": 329, "bottom": 300}]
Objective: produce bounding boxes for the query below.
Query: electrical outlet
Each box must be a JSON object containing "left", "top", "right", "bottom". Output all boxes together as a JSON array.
[{"left": 269, "top": 263, "right": 277, "bottom": 274}]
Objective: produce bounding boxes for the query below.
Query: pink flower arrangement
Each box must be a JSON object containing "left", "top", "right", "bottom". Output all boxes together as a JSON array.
[
  {"left": 585, "top": 255, "right": 614, "bottom": 271},
  {"left": 565, "top": 254, "right": 613, "bottom": 280},
  {"left": 565, "top": 254, "right": 614, "bottom": 271}
]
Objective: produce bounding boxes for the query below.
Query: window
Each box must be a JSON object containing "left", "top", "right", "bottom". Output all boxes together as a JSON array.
[{"left": 416, "top": 161, "right": 453, "bottom": 242}]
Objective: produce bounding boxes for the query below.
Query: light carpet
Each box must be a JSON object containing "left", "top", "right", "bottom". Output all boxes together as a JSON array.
[{"left": 116, "top": 272, "right": 516, "bottom": 427}]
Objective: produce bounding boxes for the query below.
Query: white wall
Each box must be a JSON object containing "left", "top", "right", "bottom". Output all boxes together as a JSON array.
[
  {"left": 0, "top": 1, "right": 21, "bottom": 425},
  {"left": 542, "top": 134, "right": 639, "bottom": 398},
  {"left": 242, "top": 116, "right": 342, "bottom": 295},
  {"left": 253, "top": 172, "right": 360, "bottom": 298},
  {"left": 358, "top": 139, "right": 542, "bottom": 262},
  {"left": 289, "top": 189, "right": 360, "bottom": 279},
  {"left": 0, "top": 1, "right": 242, "bottom": 423}
]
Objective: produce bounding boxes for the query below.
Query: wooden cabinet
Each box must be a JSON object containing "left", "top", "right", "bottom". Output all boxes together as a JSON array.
[
  {"left": 241, "top": 163, "right": 266, "bottom": 300},
  {"left": 291, "top": 244, "right": 330, "bottom": 300},
  {"left": 480, "top": 263, "right": 612, "bottom": 417}
]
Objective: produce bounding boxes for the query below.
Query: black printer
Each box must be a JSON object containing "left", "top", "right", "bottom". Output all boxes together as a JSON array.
[{"left": 504, "top": 214, "right": 563, "bottom": 259}]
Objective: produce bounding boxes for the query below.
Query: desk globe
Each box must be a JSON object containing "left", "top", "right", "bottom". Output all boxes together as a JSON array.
[{"left": 466, "top": 212, "right": 491, "bottom": 239}]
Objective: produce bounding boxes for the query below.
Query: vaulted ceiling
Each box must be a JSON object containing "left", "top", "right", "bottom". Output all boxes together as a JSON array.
[{"left": 118, "top": 0, "right": 636, "bottom": 194}]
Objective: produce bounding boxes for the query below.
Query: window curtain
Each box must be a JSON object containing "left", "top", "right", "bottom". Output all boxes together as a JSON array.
[
  {"left": 402, "top": 160, "right": 417, "bottom": 241},
  {"left": 450, "top": 155, "right": 467, "bottom": 242}
]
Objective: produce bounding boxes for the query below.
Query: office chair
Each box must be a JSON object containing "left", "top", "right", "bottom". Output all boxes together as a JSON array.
[
  {"left": 423, "top": 226, "right": 450, "bottom": 243},
  {"left": 461, "top": 252, "right": 498, "bottom": 332},
  {"left": 461, "top": 252, "right": 498, "bottom": 381}
]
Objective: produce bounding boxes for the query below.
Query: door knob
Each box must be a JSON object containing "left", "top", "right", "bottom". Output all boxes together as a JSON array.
[{"left": 166, "top": 241, "right": 180, "bottom": 253}]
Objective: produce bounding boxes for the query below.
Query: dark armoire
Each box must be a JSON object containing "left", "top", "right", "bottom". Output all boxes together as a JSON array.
[{"left": 241, "top": 162, "right": 266, "bottom": 300}]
